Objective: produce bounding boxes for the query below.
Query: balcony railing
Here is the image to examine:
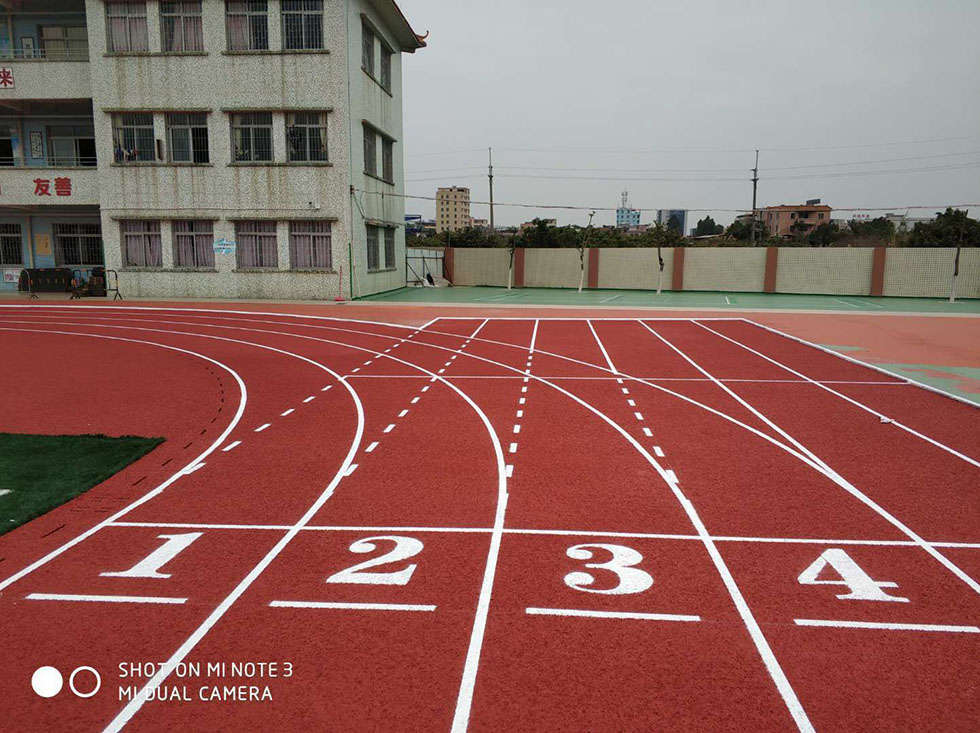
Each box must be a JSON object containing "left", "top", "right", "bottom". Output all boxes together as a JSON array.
[
  {"left": 0, "top": 46, "right": 89, "bottom": 62},
  {"left": 0, "top": 156, "right": 97, "bottom": 168}
]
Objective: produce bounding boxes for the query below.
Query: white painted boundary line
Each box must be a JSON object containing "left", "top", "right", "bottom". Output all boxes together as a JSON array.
[
  {"left": 269, "top": 601, "right": 436, "bottom": 612},
  {"left": 526, "top": 607, "right": 701, "bottom": 622},
  {"left": 794, "top": 619, "right": 980, "bottom": 633},
  {"left": 340, "top": 375, "right": 909, "bottom": 384},
  {"left": 742, "top": 318, "right": 980, "bottom": 410},
  {"left": 27, "top": 593, "right": 187, "bottom": 605},
  {"left": 0, "top": 328, "right": 248, "bottom": 594},
  {"left": 696, "top": 321, "right": 980, "bottom": 469},
  {"left": 641, "top": 321, "right": 980, "bottom": 597},
  {"left": 587, "top": 319, "right": 619, "bottom": 374}
]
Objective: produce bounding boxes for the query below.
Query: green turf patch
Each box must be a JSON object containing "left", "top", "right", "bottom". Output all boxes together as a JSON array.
[{"left": 0, "top": 433, "right": 163, "bottom": 535}]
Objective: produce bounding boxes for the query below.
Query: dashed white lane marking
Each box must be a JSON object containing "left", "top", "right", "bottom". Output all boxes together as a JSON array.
[
  {"left": 642, "top": 427, "right": 653, "bottom": 437},
  {"left": 255, "top": 424, "right": 271, "bottom": 432},
  {"left": 364, "top": 360, "right": 373, "bottom": 365},
  {"left": 526, "top": 607, "right": 700, "bottom": 622},
  {"left": 519, "top": 397, "right": 526, "bottom": 405},
  {"left": 505, "top": 465, "right": 514, "bottom": 478},
  {"left": 438, "top": 368, "right": 446, "bottom": 374},
  {"left": 521, "top": 386, "right": 527, "bottom": 393},
  {"left": 269, "top": 600, "right": 436, "bottom": 612},
  {"left": 351, "top": 367, "right": 360, "bottom": 373},
  {"left": 303, "top": 395, "right": 316, "bottom": 403},
  {"left": 27, "top": 593, "right": 187, "bottom": 605},
  {"left": 344, "top": 464, "right": 359, "bottom": 477},
  {"left": 634, "top": 412, "right": 644, "bottom": 421},
  {"left": 384, "top": 424, "right": 395, "bottom": 433},
  {"left": 516, "top": 410, "right": 524, "bottom": 418},
  {"left": 664, "top": 469, "right": 678, "bottom": 483},
  {"left": 421, "top": 386, "right": 431, "bottom": 392},
  {"left": 509, "top": 443, "right": 518, "bottom": 453},
  {"left": 365, "top": 441, "right": 379, "bottom": 453},
  {"left": 621, "top": 387, "right": 630, "bottom": 394},
  {"left": 184, "top": 462, "right": 206, "bottom": 475},
  {"left": 398, "top": 409, "right": 409, "bottom": 418},
  {"left": 222, "top": 441, "right": 241, "bottom": 452},
  {"left": 654, "top": 446, "right": 665, "bottom": 457},
  {"left": 321, "top": 385, "right": 332, "bottom": 391},
  {"left": 627, "top": 399, "right": 636, "bottom": 407},
  {"left": 280, "top": 408, "right": 294, "bottom": 417},
  {"left": 411, "top": 396, "right": 420, "bottom": 404},
  {"left": 513, "top": 425, "right": 521, "bottom": 434},
  {"left": 794, "top": 619, "right": 980, "bottom": 633}
]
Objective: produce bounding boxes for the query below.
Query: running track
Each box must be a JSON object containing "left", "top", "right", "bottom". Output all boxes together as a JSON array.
[{"left": 0, "top": 305, "right": 977, "bottom": 731}]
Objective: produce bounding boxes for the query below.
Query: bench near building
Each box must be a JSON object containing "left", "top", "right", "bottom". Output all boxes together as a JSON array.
[{"left": 0, "top": 0, "right": 425, "bottom": 299}]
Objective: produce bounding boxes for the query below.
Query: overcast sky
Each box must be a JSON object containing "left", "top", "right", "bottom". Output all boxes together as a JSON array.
[{"left": 398, "top": 0, "right": 980, "bottom": 228}]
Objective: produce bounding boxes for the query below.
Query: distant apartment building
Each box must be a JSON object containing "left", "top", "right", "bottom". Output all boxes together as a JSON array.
[
  {"left": 761, "top": 202, "right": 833, "bottom": 238},
  {"left": 435, "top": 186, "right": 470, "bottom": 233},
  {"left": 469, "top": 217, "right": 488, "bottom": 228},
  {"left": 616, "top": 191, "right": 639, "bottom": 229},
  {"left": 0, "top": 0, "right": 425, "bottom": 299},
  {"left": 656, "top": 209, "right": 688, "bottom": 234}
]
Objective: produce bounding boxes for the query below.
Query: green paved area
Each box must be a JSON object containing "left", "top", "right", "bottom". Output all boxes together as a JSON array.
[
  {"left": 0, "top": 433, "right": 163, "bottom": 535},
  {"left": 360, "top": 286, "right": 980, "bottom": 313}
]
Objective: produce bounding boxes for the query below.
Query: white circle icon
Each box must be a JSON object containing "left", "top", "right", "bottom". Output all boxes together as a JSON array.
[
  {"left": 31, "top": 666, "right": 63, "bottom": 698},
  {"left": 69, "top": 667, "right": 101, "bottom": 698}
]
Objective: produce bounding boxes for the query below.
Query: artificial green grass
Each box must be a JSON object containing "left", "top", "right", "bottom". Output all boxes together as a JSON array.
[{"left": 0, "top": 433, "right": 163, "bottom": 535}]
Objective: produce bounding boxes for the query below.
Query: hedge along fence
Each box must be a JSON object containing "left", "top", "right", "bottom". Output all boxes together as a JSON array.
[{"left": 444, "top": 246, "right": 980, "bottom": 299}]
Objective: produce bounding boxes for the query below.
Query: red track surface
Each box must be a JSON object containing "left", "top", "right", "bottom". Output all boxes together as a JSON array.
[{"left": 0, "top": 305, "right": 977, "bottom": 731}]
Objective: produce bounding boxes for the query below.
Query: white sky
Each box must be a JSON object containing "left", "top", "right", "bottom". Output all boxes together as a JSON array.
[{"left": 399, "top": 0, "right": 980, "bottom": 228}]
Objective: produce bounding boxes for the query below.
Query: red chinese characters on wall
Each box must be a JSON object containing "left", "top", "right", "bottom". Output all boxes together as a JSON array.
[
  {"left": 33, "top": 177, "right": 72, "bottom": 197},
  {"left": 0, "top": 68, "right": 13, "bottom": 88}
]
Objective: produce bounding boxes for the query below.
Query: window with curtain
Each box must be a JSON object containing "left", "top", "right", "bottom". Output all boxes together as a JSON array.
[
  {"left": 226, "top": 0, "right": 269, "bottom": 51},
  {"left": 112, "top": 113, "right": 155, "bottom": 162},
  {"left": 0, "top": 223, "right": 22, "bottom": 266},
  {"left": 383, "top": 227, "right": 395, "bottom": 269},
  {"left": 235, "top": 221, "right": 278, "bottom": 268},
  {"left": 121, "top": 220, "right": 161, "bottom": 267},
  {"left": 361, "top": 24, "right": 374, "bottom": 75},
  {"left": 173, "top": 220, "right": 214, "bottom": 267},
  {"left": 160, "top": 1, "right": 204, "bottom": 52},
  {"left": 289, "top": 221, "right": 331, "bottom": 269},
  {"left": 167, "top": 113, "right": 209, "bottom": 163},
  {"left": 40, "top": 26, "right": 89, "bottom": 60},
  {"left": 366, "top": 225, "right": 380, "bottom": 271},
  {"left": 286, "top": 112, "right": 328, "bottom": 162},
  {"left": 106, "top": 1, "right": 148, "bottom": 53},
  {"left": 282, "top": 0, "right": 323, "bottom": 50},
  {"left": 54, "top": 223, "right": 103, "bottom": 266},
  {"left": 382, "top": 137, "right": 393, "bottom": 182},
  {"left": 362, "top": 124, "right": 376, "bottom": 177},
  {"left": 231, "top": 112, "right": 273, "bottom": 162}
]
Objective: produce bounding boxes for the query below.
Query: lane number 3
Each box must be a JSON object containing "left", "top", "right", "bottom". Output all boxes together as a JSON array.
[{"left": 564, "top": 543, "right": 654, "bottom": 595}]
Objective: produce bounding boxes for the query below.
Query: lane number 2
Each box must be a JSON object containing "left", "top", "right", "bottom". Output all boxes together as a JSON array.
[
  {"left": 564, "top": 543, "right": 654, "bottom": 595},
  {"left": 326, "top": 536, "right": 424, "bottom": 586},
  {"left": 798, "top": 548, "right": 909, "bottom": 603}
]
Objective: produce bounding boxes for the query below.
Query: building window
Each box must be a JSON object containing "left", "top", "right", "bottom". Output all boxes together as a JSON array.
[
  {"left": 0, "top": 223, "right": 22, "bottom": 266},
  {"left": 282, "top": 0, "right": 323, "bottom": 50},
  {"left": 361, "top": 24, "right": 374, "bottom": 75},
  {"left": 362, "top": 124, "right": 376, "bottom": 177},
  {"left": 226, "top": 0, "right": 269, "bottom": 51},
  {"left": 173, "top": 220, "right": 214, "bottom": 268},
  {"left": 366, "top": 225, "right": 379, "bottom": 271},
  {"left": 47, "top": 125, "right": 96, "bottom": 166},
  {"left": 380, "top": 44, "right": 392, "bottom": 91},
  {"left": 231, "top": 112, "right": 273, "bottom": 162},
  {"left": 112, "top": 113, "right": 155, "bottom": 163},
  {"left": 121, "top": 220, "right": 161, "bottom": 267},
  {"left": 160, "top": 1, "right": 204, "bottom": 52},
  {"left": 40, "top": 26, "right": 89, "bottom": 60},
  {"left": 53, "top": 223, "right": 103, "bottom": 266},
  {"left": 384, "top": 227, "right": 395, "bottom": 268},
  {"left": 382, "top": 137, "right": 393, "bottom": 182},
  {"left": 0, "top": 124, "right": 13, "bottom": 166},
  {"left": 286, "top": 112, "right": 328, "bottom": 162},
  {"left": 236, "top": 221, "right": 278, "bottom": 268},
  {"left": 167, "top": 113, "right": 209, "bottom": 163},
  {"left": 106, "top": 1, "right": 149, "bottom": 53},
  {"left": 289, "top": 221, "right": 331, "bottom": 269}
]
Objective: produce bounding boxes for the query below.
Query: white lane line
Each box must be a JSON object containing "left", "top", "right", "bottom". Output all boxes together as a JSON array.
[
  {"left": 505, "top": 465, "right": 514, "bottom": 478},
  {"left": 384, "top": 424, "right": 395, "bottom": 433},
  {"left": 321, "top": 385, "right": 332, "bottom": 391},
  {"left": 529, "top": 319, "right": 540, "bottom": 353},
  {"left": 599, "top": 294, "right": 623, "bottom": 303},
  {"left": 634, "top": 412, "right": 644, "bottom": 421},
  {"left": 254, "top": 423, "right": 271, "bottom": 432},
  {"left": 27, "top": 593, "right": 187, "bottom": 605},
  {"left": 270, "top": 601, "right": 436, "bottom": 612},
  {"left": 794, "top": 619, "right": 980, "bottom": 633},
  {"left": 365, "top": 441, "right": 379, "bottom": 453},
  {"left": 438, "top": 368, "right": 446, "bottom": 374},
  {"left": 344, "top": 464, "right": 358, "bottom": 476},
  {"left": 221, "top": 441, "right": 241, "bottom": 452},
  {"left": 513, "top": 424, "right": 521, "bottom": 434},
  {"left": 654, "top": 446, "right": 665, "bottom": 457},
  {"left": 280, "top": 408, "right": 294, "bottom": 416},
  {"left": 621, "top": 387, "right": 629, "bottom": 394},
  {"left": 183, "top": 462, "right": 206, "bottom": 475},
  {"left": 519, "top": 397, "right": 526, "bottom": 405},
  {"left": 364, "top": 360, "right": 373, "bottom": 365},
  {"left": 587, "top": 319, "right": 619, "bottom": 374},
  {"left": 664, "top": 469, "right": 678, "bottom": 483},
  {"left": 303, "top": 395, "right": 315, "bottom": 403},
  {"left": 398, "top": 409, "right": 409, "bottom": 418},
  {"left": 411, "top": 396, "right": 420, "bottom": 404},
  {"left": 509, "top": 442, "right": 518, "bottom": 453},
  {"left": 642, "top": 427, "right": 652, "bottom": 437},
  {"left": 526, "top": 607, "right": 701, "bottom": 622},
  {"left": 351, "top": 367, "right": 360, "bottom": 373},
  {"left": 422, "top": 385, "right": 431, "bottom": 392},
  {"left": 627, "top": 399, "right": 636, "bottom": 407}
]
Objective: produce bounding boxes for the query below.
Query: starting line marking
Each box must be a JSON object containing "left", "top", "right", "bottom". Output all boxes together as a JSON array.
[
  {"left": 794, "top": 619, "right": 980, "bottom": 634},
  {"left": 269, "top": 600, "right": 436, "bottom": 612},
  {"left": 526, "top": 607, "right": 701, "bottom": 622},
  {"left": 27, "top": 593, "right": 187, "bottom": 605}
]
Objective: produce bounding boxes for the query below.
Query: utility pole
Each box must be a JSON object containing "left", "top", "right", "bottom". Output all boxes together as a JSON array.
[
  {"left": 488, "top": 147, "right": 495, "bottom": 238},
  {"left": 750, "top": 149, "right": 759, "bottom": 244}
]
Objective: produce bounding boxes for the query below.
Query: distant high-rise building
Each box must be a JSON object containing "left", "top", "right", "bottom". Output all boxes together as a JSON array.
[
  {"left": 436, "top": 186, "right": 471, "bottom": 233},
  {"left": 616, "top": 191, "right": 640, "bottom": 228},
  {"left": 657, "top": 210, "right": 688, "bottom": 234}
]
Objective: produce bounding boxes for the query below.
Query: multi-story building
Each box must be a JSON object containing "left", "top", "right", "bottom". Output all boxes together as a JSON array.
[
  {"left": 1, "top": 0, "right": 425, "bottom": 299},
  {"left": 435, "top": 185, "right": 470, "bottom": 233},
  {"left": 656, "top": 209, "right": 687, "bottom": 234},
  {"left": 761, "top": 202, "right": 833, "bottom": 238},
  {"left": 615, "top": 191, "right": 639, "bottom": 229}
]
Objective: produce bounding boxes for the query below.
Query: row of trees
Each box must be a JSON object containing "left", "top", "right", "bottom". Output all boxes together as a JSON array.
[{"left": 408, "top": 209, "right": 979, "bottom": 249}]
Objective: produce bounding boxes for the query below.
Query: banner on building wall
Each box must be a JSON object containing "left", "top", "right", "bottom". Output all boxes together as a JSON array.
[
  {"left": 29, "top": 131, "right": 43, "bottom": 159},
  {"left": 34, "top": 234, "right": 52, "bottom": 257},
  {"left": 3, "top": 269, "right": 20, "bottom": 283},
  {"left": 213, "top": 238, "right": 236, "bottom": 255}
]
